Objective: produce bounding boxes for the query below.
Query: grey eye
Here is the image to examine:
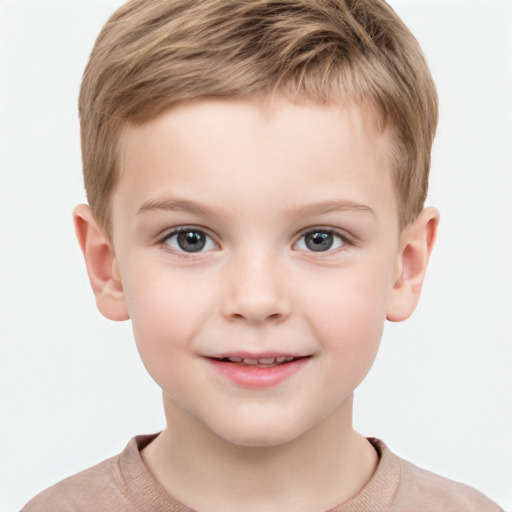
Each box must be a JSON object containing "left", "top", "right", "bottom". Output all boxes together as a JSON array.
[
  {"left": 165, "top": 229, "right": 216, "bottom": 253},
  {"left": 296, "top": 230, "right": 345, "bottom": 252}
]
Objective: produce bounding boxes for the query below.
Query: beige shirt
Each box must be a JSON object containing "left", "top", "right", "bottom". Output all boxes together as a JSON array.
[{"left": 23, "top": 434, "right": 503, "bottom": 512}]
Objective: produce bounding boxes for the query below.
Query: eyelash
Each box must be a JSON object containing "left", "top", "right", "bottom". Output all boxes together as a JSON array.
[
  {"left": 294, "top": 228, "right": 350, "bottom": 254},
  {"left": 158, "top": 226, "right": 351, "bottom": 256},
  {"left": 159, "top": 226, "right": 218, "bottom": 256}
]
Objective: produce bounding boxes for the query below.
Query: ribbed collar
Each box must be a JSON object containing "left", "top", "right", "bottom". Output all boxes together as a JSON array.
[{"left": 118, "top": 435, "right": 399, "bottom": 512}]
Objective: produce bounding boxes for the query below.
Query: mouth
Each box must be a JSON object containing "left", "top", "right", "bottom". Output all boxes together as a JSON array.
[
  {"left": 205, "top": 354, "right": 311, "bottom": 388},
  {"left": 211, "top": 355, "right": 307, "bottom": 368}
]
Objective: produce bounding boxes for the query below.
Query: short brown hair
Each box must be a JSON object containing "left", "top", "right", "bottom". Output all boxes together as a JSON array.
[{"left": 79, "top": 0, "right": 438, "bottom": 234}]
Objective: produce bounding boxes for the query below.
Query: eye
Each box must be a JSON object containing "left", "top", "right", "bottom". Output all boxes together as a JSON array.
[
  {"left": 295, "top": 229, "right": 347, "bottom": 253},
  {"left": 163, "top": 228, "right": 216, "bottom": 253}
]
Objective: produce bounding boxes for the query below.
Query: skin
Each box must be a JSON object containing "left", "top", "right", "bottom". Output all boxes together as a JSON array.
[{"left": 75, "top": 97, "right": 438, "bottom": 512}]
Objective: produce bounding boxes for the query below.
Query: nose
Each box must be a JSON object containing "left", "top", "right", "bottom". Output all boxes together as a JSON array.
[{"left": 221, "top": 253, "right": 291, "bottom": 324}]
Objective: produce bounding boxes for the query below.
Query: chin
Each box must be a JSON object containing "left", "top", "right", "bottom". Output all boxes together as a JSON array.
[{"left": 210, "top": 417, "right": 310, "bottom": 449}]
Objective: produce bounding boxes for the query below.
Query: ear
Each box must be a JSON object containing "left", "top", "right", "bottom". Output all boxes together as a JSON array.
[
  {"left": 73, "top": 204, "right": 129, "bottom": 321},
  {"left": 386, "top": 207, "right": 439, "bottom": 322}
]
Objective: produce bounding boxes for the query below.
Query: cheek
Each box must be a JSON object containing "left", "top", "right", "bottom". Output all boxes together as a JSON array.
[
  {"left": 121, "top": 266, "right": 210, "bottom": 376},
  {"left": 303, "top": 259, "right": 395, "bottom": 368},
  {"left": 311, "top": 285, "right": 386, "bottom": 356}
]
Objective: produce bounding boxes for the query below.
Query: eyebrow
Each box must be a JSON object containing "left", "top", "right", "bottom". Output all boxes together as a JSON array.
[
  {"left": 137, "top": 199, "right": 213, "bottom": 217},
  {"left": 285, "top": 200, "right": 376, "bottom": 218}
]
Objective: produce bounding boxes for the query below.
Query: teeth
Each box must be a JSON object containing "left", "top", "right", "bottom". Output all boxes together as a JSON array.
[
  {"left": 258, "top": 358, "right": 276, "bottom": 364},
  {"left": 225, "top": 356, "right": 296, "bottom": 365}
]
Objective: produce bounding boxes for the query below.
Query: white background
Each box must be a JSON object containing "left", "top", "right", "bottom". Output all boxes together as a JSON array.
[{"left": 1, "top": 1, "right": 511, "bottom": 511}]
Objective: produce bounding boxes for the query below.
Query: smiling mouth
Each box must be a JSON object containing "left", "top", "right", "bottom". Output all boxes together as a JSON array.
[
  {"left": 211, "top": 355, "right": 309, "bottom": 368},
  {"left": 206, "top": 354, "right": 311, "bottom": 388}
]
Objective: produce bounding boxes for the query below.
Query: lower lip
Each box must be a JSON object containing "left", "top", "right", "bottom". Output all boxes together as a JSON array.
[{"left": 206, "top": 358, "right": 310, "bottom": 389}]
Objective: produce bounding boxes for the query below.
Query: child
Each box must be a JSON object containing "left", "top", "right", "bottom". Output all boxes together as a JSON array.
[{"left": 21, "top": 0, "right": 504, "bottom": 510}]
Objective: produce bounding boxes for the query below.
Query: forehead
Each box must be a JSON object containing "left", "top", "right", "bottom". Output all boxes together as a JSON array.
[{"left": 112, "top": 97, "right": 397, "bottom": 227}]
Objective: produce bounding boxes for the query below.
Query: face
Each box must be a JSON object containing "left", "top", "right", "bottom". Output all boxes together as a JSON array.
[{"left": 110, "top": 97, "right": 402, "bottom": 447}]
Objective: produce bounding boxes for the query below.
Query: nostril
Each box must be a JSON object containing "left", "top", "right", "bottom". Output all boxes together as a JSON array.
[
  {"left": 229, "top": 311, "right": 283, "bottom": 323},
  {"left": 222, "top": 286, "right": 291, "bottom": 324}
]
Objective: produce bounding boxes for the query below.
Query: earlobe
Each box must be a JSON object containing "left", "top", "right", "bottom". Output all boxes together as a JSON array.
[
  {"left": 386, "top": 207, "right": 439, "bottom": 322},
  {"left": 73, "top": 204, "right": 129, "bottom": 321}
]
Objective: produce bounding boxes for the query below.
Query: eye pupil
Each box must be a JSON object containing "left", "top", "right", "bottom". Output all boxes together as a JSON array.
[
  {"left": 305, "top": 232, "right": 333, "bottom": 252},
  {"left": 177, "top": 231, "right": 206, "bottom": 252}
]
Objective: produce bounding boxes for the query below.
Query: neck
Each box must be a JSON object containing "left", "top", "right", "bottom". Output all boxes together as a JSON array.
[{"left": 142, "top": 394, "right": 378, "bottom": 512}]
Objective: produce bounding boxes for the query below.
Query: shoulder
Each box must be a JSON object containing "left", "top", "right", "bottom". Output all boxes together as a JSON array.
[
  {"left": 21, "top": 434, "right": 178, "bottom": 512},
  {"left": 380, "top": 440, "right": 503, "bottom": 512},
  {"left": 22, "top": 447, "right": 128, "bottom": 512}
]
